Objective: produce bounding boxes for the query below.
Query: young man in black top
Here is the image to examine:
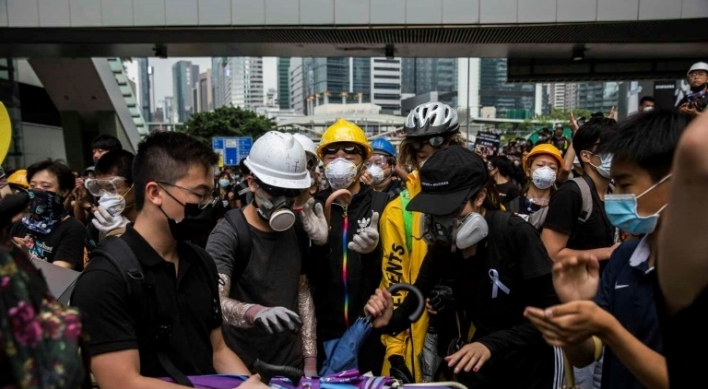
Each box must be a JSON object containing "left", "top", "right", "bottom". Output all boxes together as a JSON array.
[
  {"left": 11, "top": 159, "right": 86, "bottom": 270},
  {"left": 72, "top": 132, "right": 264, "bottom": 389},
  {"left": 91, "top": 134, "right": 123, "bottom": 164},
  {"left": 542, "top": 117, "right": 620, "bottom": 266}
]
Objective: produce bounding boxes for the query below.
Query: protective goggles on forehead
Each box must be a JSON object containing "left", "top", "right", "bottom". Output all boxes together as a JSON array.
[{"left": 84, "top": 177, "right": 128, "bottom": 197}]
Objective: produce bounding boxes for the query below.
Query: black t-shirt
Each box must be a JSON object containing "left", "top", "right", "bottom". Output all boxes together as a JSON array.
[
  {"left": 71, "top": 226, "right": 222, "bottom": 378},
  {"left": 205, "top": 217, "right": 304, "bottom": 369},
  {"left": 11, "top": 217, "right": 86, "bottom": 271},
  {"left": 495, "top": 180, "right": 521, "bottom": 206},
  {"left": 543, "top": 175, "right": 615, "bottom": 251},
  {"left": 657, "top": 283, "right": 708, "bottom": 389}
]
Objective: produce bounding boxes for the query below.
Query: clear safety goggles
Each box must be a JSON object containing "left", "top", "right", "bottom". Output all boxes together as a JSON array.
[{"left": 84, "top": 177, "right": 128, "bottom": 197}]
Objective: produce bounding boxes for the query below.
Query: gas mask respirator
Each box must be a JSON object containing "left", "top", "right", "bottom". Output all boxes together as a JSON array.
[
  {"left": 419, "top": 212, "right": 488, "bottom": 252},
  {"left": 254, "top": 186, "right": 299, "bottom": 232}
]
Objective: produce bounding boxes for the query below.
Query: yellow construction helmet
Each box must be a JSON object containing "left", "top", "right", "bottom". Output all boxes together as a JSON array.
[
  {"left": 523, "top": 144, "right": 564, "bottom": 171},
  {"left": 7, "top": 169, "right": 28, "bottom": 189},
  {"left": 317, "top": 119, "right": 373, "bottom": 161}
]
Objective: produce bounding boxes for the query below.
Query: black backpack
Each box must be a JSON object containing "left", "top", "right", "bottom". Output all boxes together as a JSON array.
[{"left": 75, "top": 236, "right": 220, "bottom": 387}]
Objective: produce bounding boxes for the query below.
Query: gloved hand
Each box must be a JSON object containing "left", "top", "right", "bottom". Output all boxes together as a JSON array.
[
  {"left": 347, "top": 211, "right": 379, "bottom": 254},
  {"left": 91, "top": 206, "right": 130, "bottom": 234},
  {"left": 389, "top": 355, "right": 414, "bottom": 383},
  {"left": 245, "top": 305, "right": 303, "bottom": 334},
  {"left": 301, "top": 198, "right": 329, "bottom": 246},
  {"left": 304, "top": 356, "right": 318, "bottom": 377},
  {"left": 428, "top": 285, "right": 454, "bottom": 313}
]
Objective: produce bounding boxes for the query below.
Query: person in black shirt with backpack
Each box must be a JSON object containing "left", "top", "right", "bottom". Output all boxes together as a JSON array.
[{"left": 72, "top": 132, "right": 266, "bottom": 389}]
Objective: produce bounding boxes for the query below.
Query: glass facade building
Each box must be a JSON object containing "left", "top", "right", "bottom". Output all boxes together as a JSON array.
[
  {"left": 278, "top": 58, "right": 290, "bottom": 109},
  {"left": 137, "top": 58, "right": 151, "bottom": 122},
  {"left": 577, "top": 82, "right": 619, "bottom": 114},
  {"left": 479, "top": 58, "right": 535, "bottom": 119},
  {"left": 303, "top": 57, "right": 372, "bottom": 113}
]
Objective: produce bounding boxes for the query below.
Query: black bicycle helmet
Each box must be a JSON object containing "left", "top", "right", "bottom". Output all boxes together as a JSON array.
[{"left": 404, "top": 102, "right": 460, "bottom": 138}]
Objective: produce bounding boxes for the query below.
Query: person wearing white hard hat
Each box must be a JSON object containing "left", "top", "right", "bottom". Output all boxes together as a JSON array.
[
  {"left": 678, "top": 62, "right": 708, "bottom": 118},
  {"left": 205, "top": 131, "right": 319, "bottom": 376},
  {"left": 292, "top": 133, "right": 321, "bottom": 212}
]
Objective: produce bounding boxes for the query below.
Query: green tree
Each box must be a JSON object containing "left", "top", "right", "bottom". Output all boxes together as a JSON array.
[{"left": 178, "top": 106, "right": 275, "bottom": 144}]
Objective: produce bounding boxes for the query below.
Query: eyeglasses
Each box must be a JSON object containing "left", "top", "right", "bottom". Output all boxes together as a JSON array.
[
  {"left": 157, "top": 181, "right": 218, "bottom": 209},
  {"left": 257, "top": 179, "right": 305, "bottom": 198},
  {"left": 322, "top": 143, "right": 363, "bottom": 156},
  {"left": 409, "top": 136, "right": 445, "bottom": 150},
  {"left": 85, "top": 177, "right": 128, "bottom": 196}
]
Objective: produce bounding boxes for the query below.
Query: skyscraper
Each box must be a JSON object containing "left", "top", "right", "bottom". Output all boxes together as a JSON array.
[
  {"left": 221, "top": 57, "right": 264, "bottom": 110},
  {"left": 289, "top": 58, "right": 305, "bottom": 114},
  {"left": 212, "top": 58, "right": 226, "bottom": 109},
  {"left": 194, "top": 70, "right": 213, "bottom": 113},
  {"left": 402, "top": 58, "right": 458, "bottom": 98},
  {"left": 577, "top": 82, "right": 619, "bottom": 114},
  {"left": 547, "top": 83, "right": 579, "bottom": 112},
  {"left": 302, "top": 57, "right": 385, "bottom": 114},
  {"left": 278, "top": 58, "right": 291, "bottom": 109},
  {"left": 479, "top": 58, "right": 535, "bottom": 119},
  {"left": 172, "top": 61, "right": 198, "bottom": 122},
  {"left": 370, "top": 58, "right": 402, "bottom": 115},
  {"left": 137, "top": 58, "right": 152, "bottom": 122}
]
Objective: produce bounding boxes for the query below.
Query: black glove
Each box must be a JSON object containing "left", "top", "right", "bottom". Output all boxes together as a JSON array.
[
  {"left": 428, "top": 285, "right": 454, "bottom": 312},
  {"left": 389, "top": 355, "right": 414, "bottom": 383}
]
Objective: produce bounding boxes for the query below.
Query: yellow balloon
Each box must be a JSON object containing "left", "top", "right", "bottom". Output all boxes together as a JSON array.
[{"left": 0, "top": 102, "right": 11, "bottom": 165}]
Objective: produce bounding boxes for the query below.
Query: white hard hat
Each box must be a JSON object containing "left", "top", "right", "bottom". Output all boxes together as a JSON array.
[
  {"left": 292, "top": 133, "right": 318, "bottom": 161},
  {"left": 688, "top": 62, "right": 708, "bottom": 76},
  {"left": 244, "top": 131, "right": 311, "bottom": 189}
]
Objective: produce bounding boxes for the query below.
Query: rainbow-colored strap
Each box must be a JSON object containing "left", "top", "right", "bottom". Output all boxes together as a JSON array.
[{"left": 342, "top": 207, "right": 349, "bottom": 327}]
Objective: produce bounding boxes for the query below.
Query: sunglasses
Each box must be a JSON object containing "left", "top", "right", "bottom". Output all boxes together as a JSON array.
[
  {"left": 323, "top": 143, "right": 363, "bottom": 156},
  {"left": 409, "top": 136, "right": 445, "bottom": 150}
]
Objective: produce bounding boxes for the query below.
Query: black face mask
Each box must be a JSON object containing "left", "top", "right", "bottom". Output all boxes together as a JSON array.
[{"left": 159, "top": 192, "right": 218, "bottom": 242}]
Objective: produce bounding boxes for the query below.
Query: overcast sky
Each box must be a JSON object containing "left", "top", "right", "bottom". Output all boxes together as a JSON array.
[{"left": 126, "top": 57, "right": 277, "bottom": 106}]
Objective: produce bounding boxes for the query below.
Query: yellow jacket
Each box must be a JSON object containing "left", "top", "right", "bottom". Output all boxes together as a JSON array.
[{"left": 379, "top": 172, "right": 429, "bottom": 382}]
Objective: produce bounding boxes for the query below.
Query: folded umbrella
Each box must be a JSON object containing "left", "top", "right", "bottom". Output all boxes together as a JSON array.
[{"left": 320, "top": 283, "right": 425, "bottom": 376}]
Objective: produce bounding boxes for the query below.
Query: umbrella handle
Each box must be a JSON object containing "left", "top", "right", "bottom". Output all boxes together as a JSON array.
[
  {"left": 388, "top": 283, "right": 426, "bottom": 323},
  {"left": 253, "top": 359, "right": 304, "bottom": 385}
]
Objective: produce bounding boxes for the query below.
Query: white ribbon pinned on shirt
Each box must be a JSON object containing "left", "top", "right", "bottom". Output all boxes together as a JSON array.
[{"left": 488, "top": 269, "right": 510, "bottom": 299}]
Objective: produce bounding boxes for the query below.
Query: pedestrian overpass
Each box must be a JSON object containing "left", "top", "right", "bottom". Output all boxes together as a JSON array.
[{"left": 0, "top": 0, "right": 706, "bottom": 166}]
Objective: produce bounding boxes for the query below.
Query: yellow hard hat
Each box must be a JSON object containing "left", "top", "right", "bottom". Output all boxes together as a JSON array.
[
  {"left": 523, "top": 144, "right": 563, "bottom": 171},
  {"left": 317, "top": 119, "right": 373, "bottom": 161},
  {"left": 7, "top": 169, "right": 28, "bottom": 189}
]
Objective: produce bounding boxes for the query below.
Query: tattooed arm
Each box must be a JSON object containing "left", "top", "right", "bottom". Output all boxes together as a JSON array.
[
  {"left": 218, "top": 273, "right": 256, "bottom": 328},
  {"left": 298, "top": 275, "right": 317, "bottom": 374}
]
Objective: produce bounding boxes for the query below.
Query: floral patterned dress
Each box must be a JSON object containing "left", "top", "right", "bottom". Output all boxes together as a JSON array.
[{"left": 0, "top": 234, "right": 87, "bottom": 389}]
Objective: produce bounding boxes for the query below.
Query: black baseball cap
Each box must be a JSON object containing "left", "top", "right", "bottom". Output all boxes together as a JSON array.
[{"left": 406, "top": 146, "right": 488, "bottom": 216}]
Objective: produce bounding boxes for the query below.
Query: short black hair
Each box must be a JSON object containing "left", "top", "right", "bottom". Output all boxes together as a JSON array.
[
  {"left": 91, "top": 134, "right": 123, "bottom": 151},
  {"left": 639, "top": 96, "right": 656, "bottom": 105},
  {"left": 598, "top": 109, "right": 688, "bottom": 182},
  {"left": 239, "top": 157, "right": 250, "bottom": 176},
  {"left": 572, "top": 117, "right": 617, "bottom": 168},
  {"left": 132, "top": 132, "right": 218, "bottom": 211},
  {"left": 490, "top": 155, "right": 513, "bottom": 178},
  {"left": 95, "top": 149, "right": 135, "bottom": 185},
  {"left": 26, "top": 159, "right": 75, "bottom": 194}
]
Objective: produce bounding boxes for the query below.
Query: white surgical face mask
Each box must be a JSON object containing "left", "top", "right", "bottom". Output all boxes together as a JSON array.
[
  {"left": 325, "top": 158, "right": 359, "bottom": 190},
  {"left": 367, "top": 164, "right": 386, "bottom": 185},
  {"left": 98, "top": 192, "right": 126, "bottom": 218},
  {"left": 531, "top": 166, "right": 557, "bottom": 190},
  {"left": 590, "top": 153, "right": 613, "bottom": 179},
  {"left": 456, "top": 212, "right": 489, "bottom": 249}
]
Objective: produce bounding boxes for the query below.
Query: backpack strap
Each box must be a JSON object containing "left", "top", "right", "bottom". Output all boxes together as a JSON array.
[
  {"left": 223, "top": 208, "right": 253, "bottom": 281},
  {"left": 570, "top": 176, "right": 593, "bottom": 224},
  {"left": 399, "top": 189, "right": 414, "bottom": 253},
  {"left": 89, "top": 237, "right": 194, "bottom": 387}
]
